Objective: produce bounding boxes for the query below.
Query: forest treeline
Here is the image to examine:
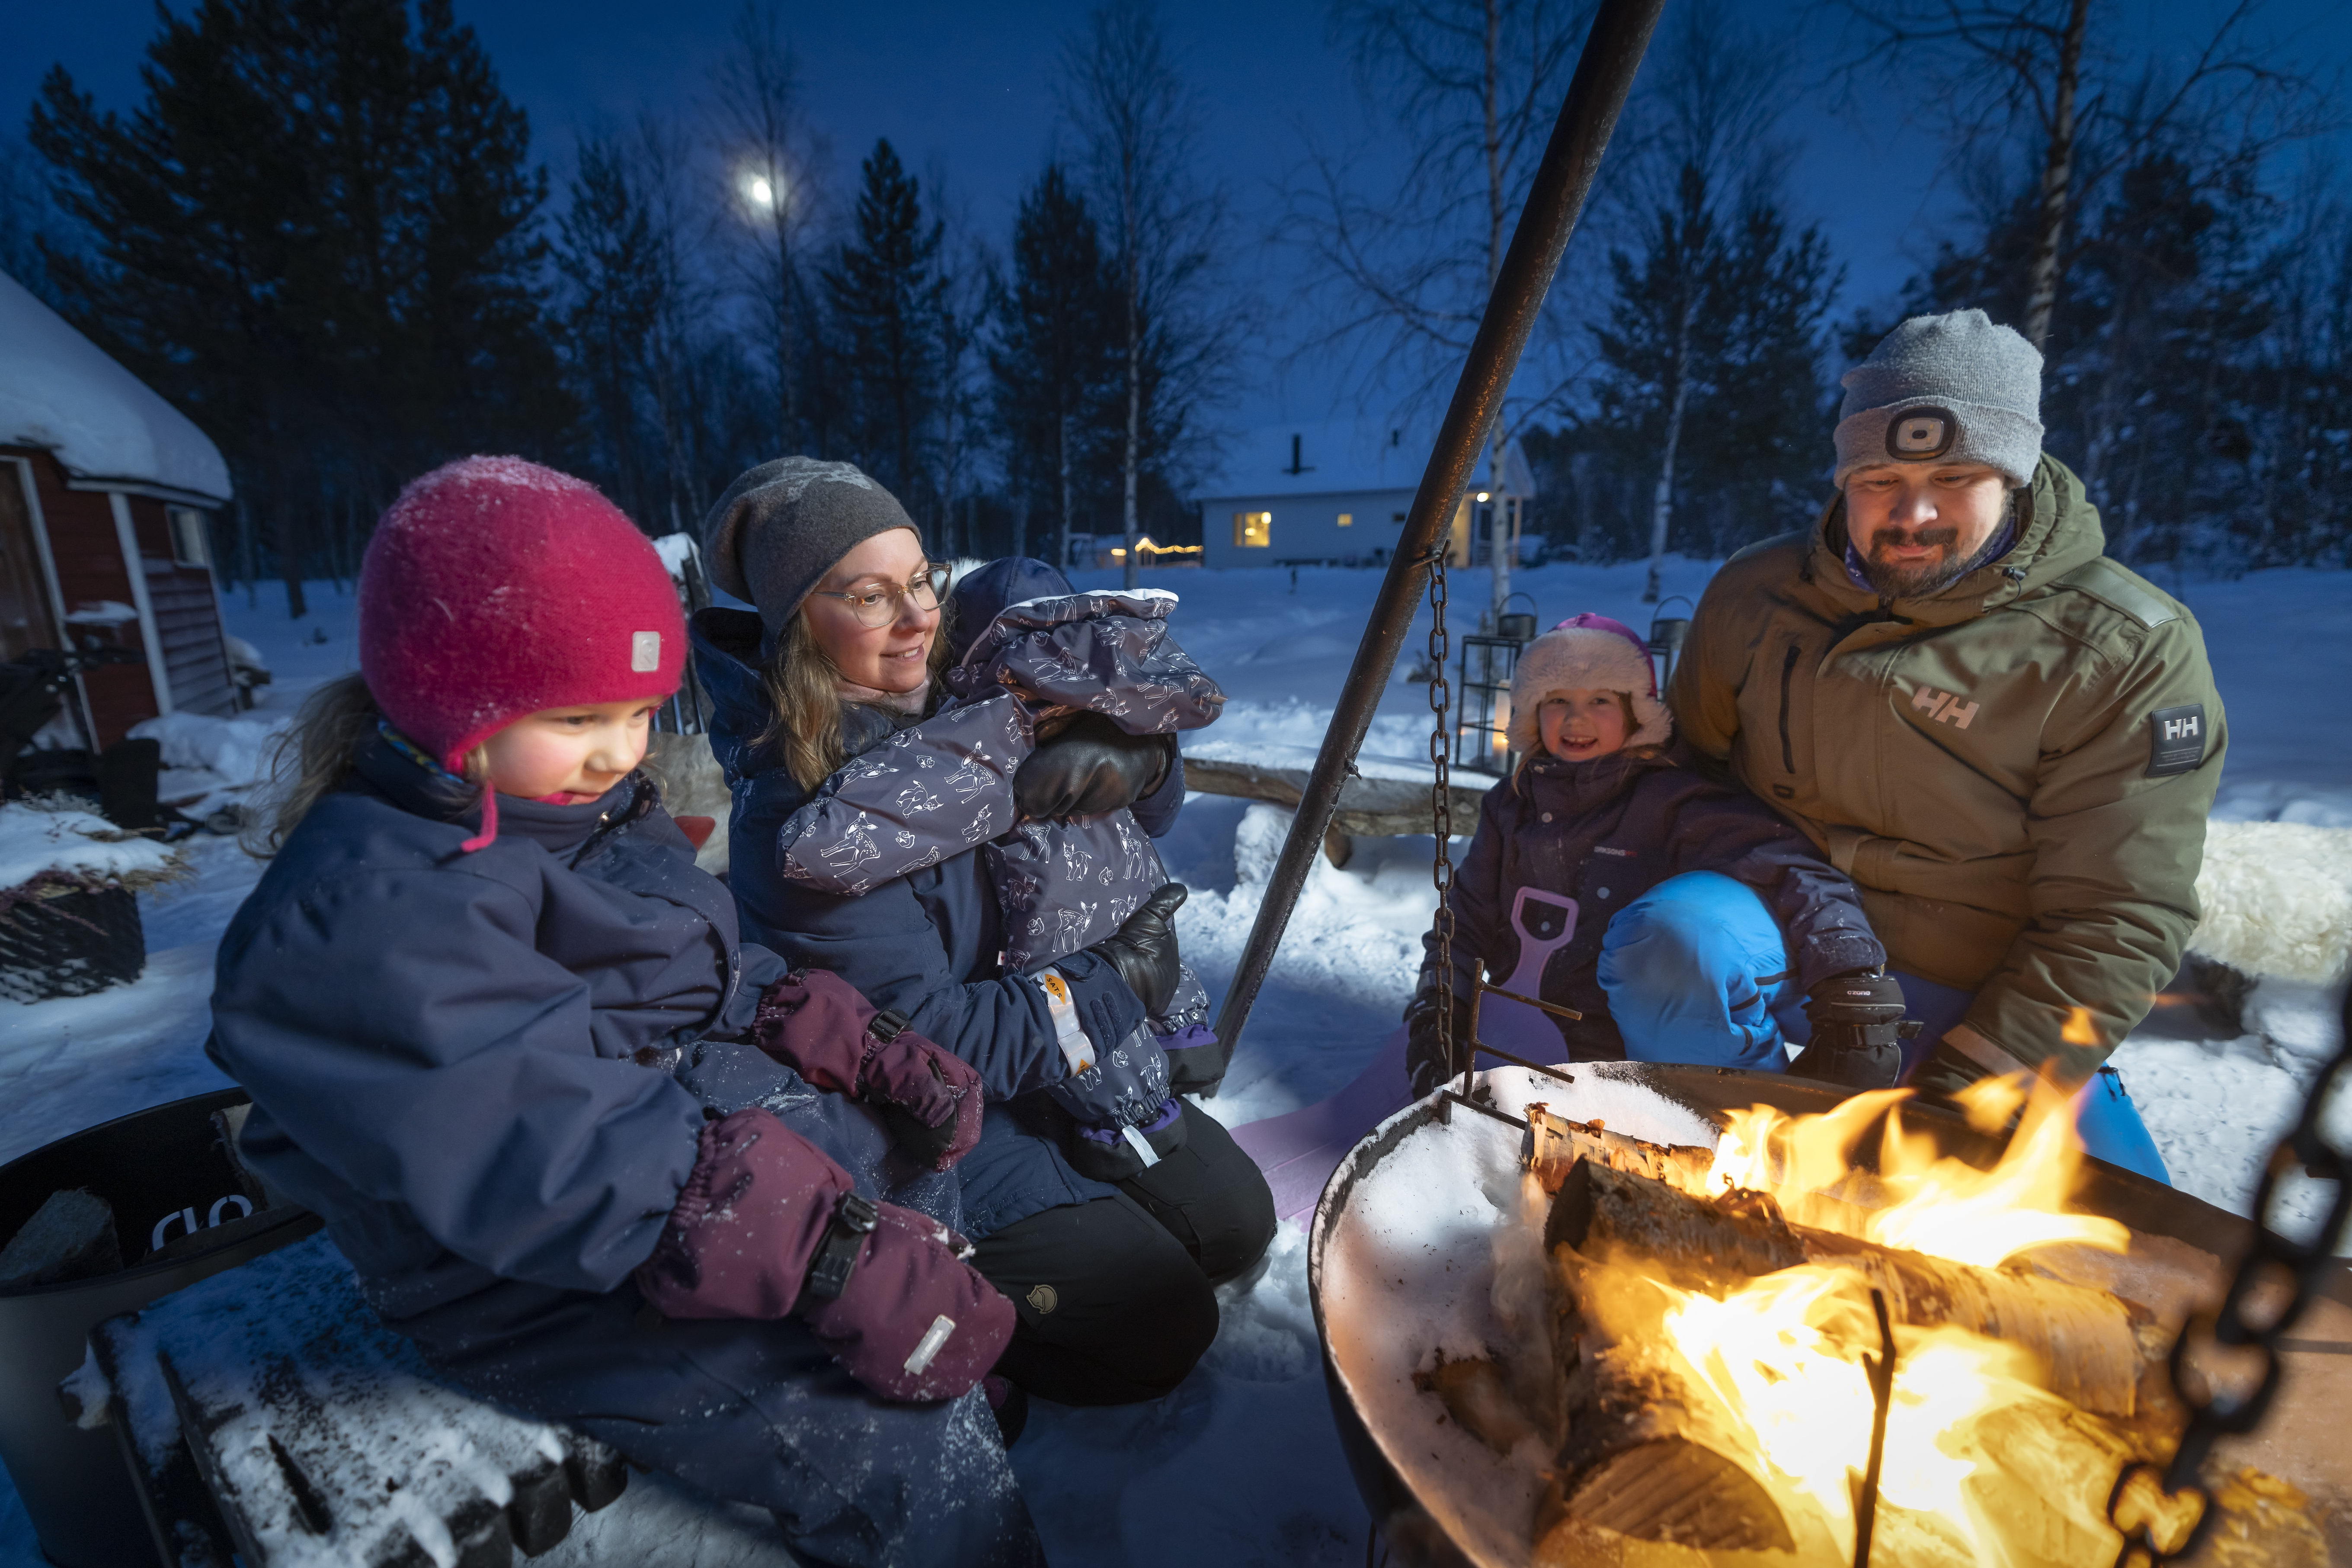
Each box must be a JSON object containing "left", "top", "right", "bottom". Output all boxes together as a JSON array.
[{"left": 4, "top": 0, "right": 2348, "bottom": 610}]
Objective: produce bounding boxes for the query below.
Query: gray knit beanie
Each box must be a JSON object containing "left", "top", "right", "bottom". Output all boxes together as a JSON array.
[
  {"left": 701, "top": 458, "right": 924, "bottom": 635},
  {"left": 1833, "top": 309, "right": 2044, "bottom": 489}
]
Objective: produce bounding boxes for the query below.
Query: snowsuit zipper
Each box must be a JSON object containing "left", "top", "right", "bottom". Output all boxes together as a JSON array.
[{"left": 1778, "top": 643, "right": 1800, "bottom": 773}]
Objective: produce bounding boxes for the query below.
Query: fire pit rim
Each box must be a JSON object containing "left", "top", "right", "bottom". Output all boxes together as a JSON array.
[{"left": 1305, "top": 1060, "right": 2271, "bottom": 1568}]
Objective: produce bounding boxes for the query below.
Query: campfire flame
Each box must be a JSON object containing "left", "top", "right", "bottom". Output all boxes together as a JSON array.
[
  {"left": 1651, "top": 1077, "right": 2138, "bottom": 1563},
  {"left": 1703, "top": 1076, "right": 2130, "bottom": 1269},
  {"left": 1656, "top": 1269, "right": 2097, "bottom": 1562}
]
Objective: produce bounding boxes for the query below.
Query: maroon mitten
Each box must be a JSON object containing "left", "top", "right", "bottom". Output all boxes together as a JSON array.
[
  {"left": 797, "top": 1200, "right": 1015, "bottom": 1403},
  {"left": 634, "top": 1109, "right": 1011, "bottom": 1402},
  {"left": 752, "top": 970, "right": 983, "bottom": 1171},
  {"left": 635, "top": 1108, "right": 852, "bottom": 1319}
]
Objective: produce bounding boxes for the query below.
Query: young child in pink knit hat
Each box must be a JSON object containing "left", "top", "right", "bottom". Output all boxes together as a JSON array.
[
  {"left": 208, "top": 457, "right": 1043, "bottom": 1566},
  {"left": 1404, "top": 611, "right": 1904, "bottom": 1096}
]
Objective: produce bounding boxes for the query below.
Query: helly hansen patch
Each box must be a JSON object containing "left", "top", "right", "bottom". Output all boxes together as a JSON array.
[{"left": 2148, "top": 704, "right": 2207, "bottom": 776}]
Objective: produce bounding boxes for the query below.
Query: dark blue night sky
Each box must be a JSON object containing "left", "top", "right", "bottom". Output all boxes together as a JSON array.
[{"left": 13, "top": 0, "right": 2349, "bottom": 429}]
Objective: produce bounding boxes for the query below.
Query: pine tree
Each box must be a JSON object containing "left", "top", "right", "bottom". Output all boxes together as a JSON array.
[
  {"left": 988, "top": 164, "right": 1117, "bottom": 571},
  {"left": 555, "top": 135, "right": 662, "bottom": 524},
  {"left": 28, "top": 0, "right": 566, "bottom": 606},
  {"left": 1591, "top": 162, "right": 1723, "bottom": 587},
  {"left": 822, "top": 139, "right": 943, "bottom": 504},
  {"left": 1585, "top": 164, "right": 1839, "bottom": 565},
  {"left": 1686, "top": 202, "right": 1840, "bottom": 556}
]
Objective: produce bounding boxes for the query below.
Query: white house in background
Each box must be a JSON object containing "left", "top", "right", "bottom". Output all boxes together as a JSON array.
[
  {"left": 0, "top": 270, "right": 239, "bottom": 744},
  {"left": 1194, "top": 419, "right": 1536, "bottom": 570}
]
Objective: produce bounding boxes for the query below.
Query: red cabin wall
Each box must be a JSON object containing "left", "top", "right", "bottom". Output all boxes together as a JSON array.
[{"left": 6, "top": 445, "right": 234, "bottom": 747}]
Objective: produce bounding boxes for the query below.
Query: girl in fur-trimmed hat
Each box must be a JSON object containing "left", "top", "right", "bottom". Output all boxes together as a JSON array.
[{"left": 1403, "top": 613, "right": 1900, "bottom": 1095}]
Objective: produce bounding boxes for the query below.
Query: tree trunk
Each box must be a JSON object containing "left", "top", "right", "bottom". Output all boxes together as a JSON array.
[
  {"left": 1123, "top": 301, "right": 1141, "bottom": 591},
  {"left": 1482, "top": 0, "right": 1512, "bottom": 620},
  {"left": 775, "top": 217, "right": 797, "bottom": 454},
  {"left": 1642, "top": 306, "right": 1696, "bottom": 604},
  {"left": 1058, "top": 410, "right": 1075, "bottom": 575},
  {"left": 274, "top": 496, "right": 308, "bottom": 621},
  {"left": 2022, "top": 0, "right": 2090, "bottom": 351}
]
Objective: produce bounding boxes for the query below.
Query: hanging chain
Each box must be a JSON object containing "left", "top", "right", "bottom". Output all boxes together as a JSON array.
[
  {"left": 2108, "top": 984, "right": 2352, "bottom": 1565},
  {"left": 1425, "top": 545, "right": 1457, "bottom": 1094}
]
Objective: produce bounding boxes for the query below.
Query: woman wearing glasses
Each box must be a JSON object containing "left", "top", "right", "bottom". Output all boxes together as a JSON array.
[{"left": 688, "top": 458, "right": 1273, "bottom": 1424}]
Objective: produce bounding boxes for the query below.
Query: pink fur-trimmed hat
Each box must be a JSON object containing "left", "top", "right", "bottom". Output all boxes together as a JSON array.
[{"left": 1507, "top": 613, "right": 1671, "bottom": 754}]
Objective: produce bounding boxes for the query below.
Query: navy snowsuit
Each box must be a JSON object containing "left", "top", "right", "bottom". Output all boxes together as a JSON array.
[
  {"left": 1418, "top": 746, "right": 1887, "bottom": 1067},
  {"left": 694, "top": 570, "right": 1275, "bottom": 1409},
  {"left": 207, "top": 734, "right": 1039, "bottom": 1568}
]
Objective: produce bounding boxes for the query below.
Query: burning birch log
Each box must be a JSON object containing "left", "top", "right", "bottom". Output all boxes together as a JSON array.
[
  {"left": 1547, "top": 1157, "right": 2151, "bottom": 1418},
  {"left": 1523, "top": 1103, "right": 1716, "bottom": 1195},
  {"left": 1530, "top": 1156, "right": 2182, "bottom": 1560}
]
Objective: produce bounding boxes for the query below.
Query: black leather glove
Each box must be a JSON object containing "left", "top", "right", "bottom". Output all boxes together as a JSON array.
[
  {"left": 1404, "top": 988, "right": 1474, "bottom": 1100},
  {"left": 1907, "top": 1040, "right": 1985, "bottom": 1103},
  {"left": 1787, "top": 970, "right": 1917, "bottom": 1089},
  {"left": 1083, "top": 883, "right": 1187, "bottom": 1016},
  {"left": 1014, "top": 713, "right": 1171, "bottom": 820}
]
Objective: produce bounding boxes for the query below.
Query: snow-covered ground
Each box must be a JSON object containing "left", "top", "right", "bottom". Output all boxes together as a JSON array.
[{"left": 1, "top": 557, "right": 2346, "bottom": 1565}]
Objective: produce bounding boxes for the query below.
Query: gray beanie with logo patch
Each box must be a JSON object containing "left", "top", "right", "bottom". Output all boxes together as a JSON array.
[
  {"left": 701, "top": 458, "right": 924, "bottom": 635},
  {"left": 1833, "top": 309, "right": 2044, "bottom": 490}
]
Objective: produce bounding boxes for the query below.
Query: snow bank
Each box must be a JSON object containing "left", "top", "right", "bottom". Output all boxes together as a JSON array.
[
  {"left": 0, "top": 271, "right": 231, "bottom": 502},
  {"left": 0, "top": 804, "right": 181, "bottom": 891},
  {"left": 129, "top": 710, "right": 289, "bottom": 787}
]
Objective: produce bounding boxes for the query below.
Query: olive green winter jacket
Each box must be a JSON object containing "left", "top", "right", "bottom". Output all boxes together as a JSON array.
[{"left": 1668, "top": 456, "right": 2225, "bottom": 1087}]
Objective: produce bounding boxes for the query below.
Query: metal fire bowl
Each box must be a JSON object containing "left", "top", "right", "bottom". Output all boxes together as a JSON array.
[{"left": 1306, "top": 1061, "right": 2352, "bottom": 1567}]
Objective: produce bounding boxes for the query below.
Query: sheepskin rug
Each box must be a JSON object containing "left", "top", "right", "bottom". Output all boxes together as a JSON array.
[{"left": 2192, "top": 821, "right": 2352, "bottom": 986}]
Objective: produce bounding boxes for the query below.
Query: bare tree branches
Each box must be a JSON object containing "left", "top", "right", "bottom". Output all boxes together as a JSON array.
[
  {"left": 1285, "top": 0, "right": 1594, "bottom": 611},
  {"left": 1826, "top": 0, "right": 2341, "bottom": 350},
  {"left": 710, "top": 1, "right": 828, "bottom": 458},
  {"left": 1059, "top": 0, "right": 1236, "bottom": 588}
]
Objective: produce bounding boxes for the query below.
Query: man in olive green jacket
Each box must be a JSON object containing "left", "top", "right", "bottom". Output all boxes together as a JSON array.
[{"left": 1669, "top": 310, "right": 2222, "bottom": 1181}]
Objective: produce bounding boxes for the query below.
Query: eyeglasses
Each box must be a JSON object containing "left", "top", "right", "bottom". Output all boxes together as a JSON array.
[{"left": 813, "top": 564, "right": 951, "bottom": 628}]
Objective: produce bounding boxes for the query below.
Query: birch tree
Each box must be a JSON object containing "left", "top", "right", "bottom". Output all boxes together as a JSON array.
[
  {"left": 1286, "top": 0, "right": 1588, "bottom": 614},
  {"left": 1060, "top": 0, "right": 1229, "bottom": 590}
]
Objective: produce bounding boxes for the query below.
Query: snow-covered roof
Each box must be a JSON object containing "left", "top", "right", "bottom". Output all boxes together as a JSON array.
[
  {"left": 0, "top": 269, "right": 233, "bottom": 505},
  {"left": 1194, "top": 418, "right": 1535, "bottom": 503}
]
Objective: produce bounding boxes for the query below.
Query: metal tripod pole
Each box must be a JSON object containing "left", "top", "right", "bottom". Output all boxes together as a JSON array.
[{"left": 1208, "top": 0, "right": 1670, "bottom": 1069}]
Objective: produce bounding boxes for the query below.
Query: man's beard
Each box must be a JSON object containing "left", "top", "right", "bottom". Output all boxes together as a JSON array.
[{"left": 1858, "top": 525, "right": 2006, "bottom": 599}]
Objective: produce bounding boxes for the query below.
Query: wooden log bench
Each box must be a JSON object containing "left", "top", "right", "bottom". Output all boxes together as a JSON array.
[
  {"left": 1180, "top": 754, "right": 1495, "bottom": 868},
  {"left": 69, "top": 1232, "right": 798, "bottom": 1567}
]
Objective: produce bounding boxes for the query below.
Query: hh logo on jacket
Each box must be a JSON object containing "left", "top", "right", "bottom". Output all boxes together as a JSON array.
[{"left": 1910, "top": 686, "right": 1980, "bottom": 730}]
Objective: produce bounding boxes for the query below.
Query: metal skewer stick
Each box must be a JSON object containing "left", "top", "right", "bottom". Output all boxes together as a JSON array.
[{"left": 1205, "top": 0, "right": 1670, "bottom": 1076}]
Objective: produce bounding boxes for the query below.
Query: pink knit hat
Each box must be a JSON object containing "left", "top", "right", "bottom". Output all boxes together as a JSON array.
[
  {"left": 1507, "top": 613, "right": 1671, "bottom": 753},
  {"left": 359, "top": 457, "right": 685, "bottom": 848}
]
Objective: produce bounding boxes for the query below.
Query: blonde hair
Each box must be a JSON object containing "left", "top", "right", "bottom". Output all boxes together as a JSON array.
[
  {"left": 763, "top": 604, "right": 953, "bottom": 791},
  {"left": 247, "top": 673, "right": 486, "bottom": 855}
]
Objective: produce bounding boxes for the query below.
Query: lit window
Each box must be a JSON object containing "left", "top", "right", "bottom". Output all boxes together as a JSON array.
[
  {"left": 1336, "top": 512, "right": 1352, "bottom": 528},
  {"left": 1234, "top": 511, "right": 1271, "bottom": 548},
  {"left": 167, "top": 507, "right": 211, "bottom": 568}
]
